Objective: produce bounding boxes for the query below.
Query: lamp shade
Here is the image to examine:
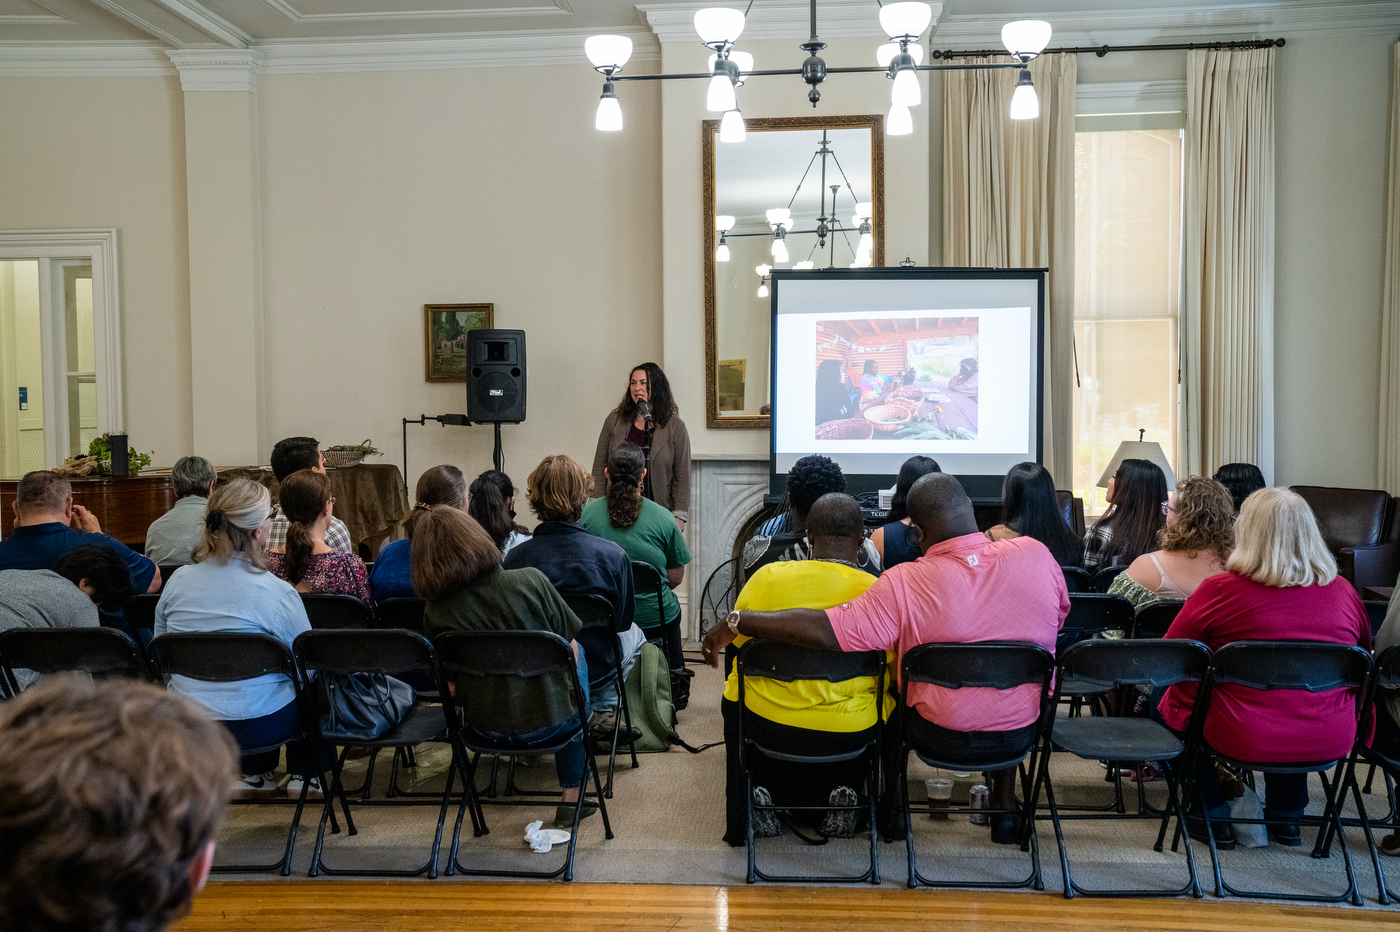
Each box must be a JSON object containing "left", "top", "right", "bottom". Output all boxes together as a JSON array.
[
  {"left": 584, "top": 34, "right": 633, "bottom": 70},
  {"left": 854, "top": 201, "right": 873, "bottom": 222},
  {"left": 708, "top": 50, "right": 753, "bottom": 74},
  {"left": 719, "top": 108, "right": 746, "bottom": 142},
  {"left": 887, "top": 103, "right": 913, "bottom": 136},
  {"left": 1009, "top": 70, "right": 1039, "bottom": 120},
  {"left": 694, "top": 7, "right": 745, "bottom": 44},
  {"left": 595, "top": 88, "right": 622, "bottom": 131},
  {"left": 891, "top": 67, "right": 921, "bottom": 107},
  {"left": 765, "top": 207, "right": 792, "bottom": 229},
  {"left": 716, "top": 215, "right": 736, "bottom": 232},
  {"left": 876, "top": 42, "right": 924, "bottom": 67},
  {"left": 755, "top": 263, "right": 772, "bottom": 276},
  {"left": 1095, "top": 441, "right": 1178, "bottom": 491},
  {"left": 879, "top": 1, "right": 932, "bottom": 39},
  {"left": 707, "top": 73, "right": 737, "bottom": 112},
  {"left": 1001, "top": 20, "right": 1052, "bottom": 58},
  {"left": 757, "top": 282, "right": 769, "bottom": 297},
  {"left": 715, "top": 240, "right": 730, "bottom": 261},
  {"left": 771, "top": 237, "right": 789, "bottom": 263}
]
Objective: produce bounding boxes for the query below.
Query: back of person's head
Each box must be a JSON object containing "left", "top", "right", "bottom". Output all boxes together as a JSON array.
[
  {"left": 805, "top": 493, "right": 865, "bottom": 544},
  {"left": 1094, "top": 458, "right": 1169, "bottom": 566},
  {"left": 269, "top": 437, "right": 320, "bottom": 482},
  {"left": 1213, "top": 462, "right": 1267, "bottom": 513},
  {"left": 170, "top": 456, "right": 216, "bottom": 499},
  {"left": 816, "top": 359, "right": 842, "bottom": 387},
  {"left": 51, "top": 544, "right": 134, "bottom": 611},
  {"left": 1227, "top": 487, "right": 1337, "bottom": 588},
  {"left": 277, "top": 469, "right": 330, "bottom": 585},
  {"left": 525, "top": 457, "right": 590, "bottom": 525},
  {"left": 0, "top": 675, "right": 236, "bottom": 932},
  {"left": 469, "top": 469, "right": 528, "bottom": 551},
  {"left": 1159, "top": 476, "right": 1235, "bottom": 562},
  {"left": 15, "top": 471, "right": 70, "bottom": 518},
  {"left": 785, "top": 455, "right": 845, "bottom": 517},
  {"left": 605, "top": 443, "right": 647, "bottom": 530},
  {"left": 410, "top": 506, "right": 502, "bottom": 601},
  {"left": 1000, "top": 462, "right": 1081, "bottom": 565},
  {"left": 192, "top": 477, "right": 271, "bottom": 572},
  {"left": 906, "top": 473, "right": 976, "bottom": 547},
  {"left": 887, "top": 455, "right": 941, "bottom": 522},
  {"left": 404, "top": 465, "right": 467, "bottom": 539}
]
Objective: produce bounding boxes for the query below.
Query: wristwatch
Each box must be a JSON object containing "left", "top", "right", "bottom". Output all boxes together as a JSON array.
[{"left": 726, "top": 609, "right": 741, "bottom": 635}]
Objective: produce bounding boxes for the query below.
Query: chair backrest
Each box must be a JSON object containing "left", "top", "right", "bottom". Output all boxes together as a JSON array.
[
  {"left": 1089, "top": 564, "right": 1129, "bottom": 592},
  {"left": 301, "top": 593, "right": 374, "bottom": 629},
  {"left": 1362, "top": 600, "right": 1389, "bottom": 639},
  {"left": 1054, "top": 490, "right": 1086, "bottom": 538},
  {"left": 700, "top": 556, "right": 742, "bottom": 638},
  {"left": 1290, "top": 485, "right": 1392, "bottom": 551},
  {"left": 157, "top": 566, "right": 184, "bottom": 591},
  {"left": 124, "top": 593, "right": 161, "bottom": 631},
  {"left": 1061, "top": 566, "right": 1091, "bottom": 593},
  {"left": 1376, "top": 644, "right": 1400, "bottom": 691},
  {"left": 561, "top": 592, "right": 615, "bottom": 629},
  {"left": 631, "top": 560, "right": 666, "bottom": 623},
  {"left": 738, "top": 638, "right": 884, "bottom": 687},
  {"left": 1132, "top": 599, "right": 1186, "bottom": 639},
  {"left": 293, "top": 628, "right": 434, "bottom": 679},
  {"left": 1057, "top": 638, "right": 1210, "bottom": 692},
  {"left": 1065, "top": 593, "right": 1135, "bottom": 637},
  {"left": 0, "top": 627, "right": 150, "bottom": 692},
  {"left": 1210, "top": 640, "right": 1372, "bottom": 693},
  {"left": 433, "top": 630, "right": 583, "bottom": 734},
  {"left": 901, "top": 641, "right": 1055, "bottom": 692},
  {"left": 148, "top": 632, "right": 296, "bottom": 683},
  {"left": 376, "top": 597, "right": 426, "bottom": 634}
]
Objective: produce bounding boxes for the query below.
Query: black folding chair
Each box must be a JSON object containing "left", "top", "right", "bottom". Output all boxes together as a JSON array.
[
  {"left": 562, "top": 592, "right": 638, "bottom": 797},
  {"left": 124, "top": 593, "right": 161, "bottom": 635},
  {"left": 1194, "top": 640, "right": 1372, "bottom": 905},
  {"left": 1061, "top": 566, "right": 1092, "bottom": 593},
  {"left": 146, "top": 632, "right": 332, "bottom": 876},
  {"left": 1090, "top": 564, "right": 1129, "bottom": 592},
  {"left": 1030, "top": 638, "right": 1212, "bottom": 898},
  {"left": 897, "top": 641, "right": 1055, "bottom": 890},
  {"left": 1060, "top": 593, "right": 1135, "bottom": 652},
  {"left": 437, "top": 630, "right": 614, "bottom": 881},
  {"left": 698, "top": 556, "right": 743, "bottom": 661},
  {"left": 292, "top": 629, "right": 455, "bottom": 878},
  {"left": 1335, "top": 643, "right": 1400, "bottom": 904},
  {"left": 301, "top": 593, "right": 374, "bottom": 629},
  {"left": 157, "top": 565, "right": 184, "bottom": 591},
  {"left": 0, "top": 627, "right": 151, "bottom": 697},
  {"left": 376, "top": 597, "right": 426, "bottom": 634},
  {"left": 1131, "top": 599, "right": 1186, "bottom": 639},
  {"left": 736, "top": 638, "right": 885, "bottom": 885},
  {"left": 1363, "top": 600, "right": 1390, "bottom": 639},
  {"left": 631, "top": 560, "right": 683, "bottom": 667}
]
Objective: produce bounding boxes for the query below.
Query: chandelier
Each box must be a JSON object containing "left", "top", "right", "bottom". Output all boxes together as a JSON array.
[{"left": 584, "top": 1, "right": 1051, "bottom": 139}]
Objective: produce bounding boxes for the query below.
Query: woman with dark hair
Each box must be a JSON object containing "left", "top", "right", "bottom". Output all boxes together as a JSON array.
[
  {"left": 870, "top": 456, "right": 941, "bottom": 568},
  {"left": 948, "top": 358, "right": 979, "bottom": 397},
  {"left": 468, "top": 469, "right": 531, "bottom": 557},
  {"left": 857, "top": 359, "right": 887, "bottom": 403},
  {"left": 986, "top": 462, "right": 1082, "bottom": 566},
  {"left": 267, "top": 470, "right": 372, "bottom": 605},
  {"left": 591, "top": 363, "right": 691, "bottom": 530},
  {"left": 1082, "top": 459, "right": 1169, "bottom": 572},
  {"left": 814, "top": 359, "right": 853, "bottom": 425},
  {"left": 1213, "top": 462, "right": 1267, "bottom": 514},
  {"left": 370, "top": 464, "right": 466, "bottom": 601}
]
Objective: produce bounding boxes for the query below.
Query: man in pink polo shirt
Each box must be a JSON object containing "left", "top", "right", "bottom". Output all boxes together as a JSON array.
[{"left": 702, "top": 472, "right": 1068, "bottom": 842}]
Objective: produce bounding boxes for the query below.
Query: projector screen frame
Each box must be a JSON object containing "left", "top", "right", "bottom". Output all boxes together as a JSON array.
[{"left": 767, "top": 266, "right": 1046, "bottom": 505}]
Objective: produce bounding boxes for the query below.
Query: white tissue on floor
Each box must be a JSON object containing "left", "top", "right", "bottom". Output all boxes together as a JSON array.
[{"left": 524, "top": 820, "right": 565, "bottom": 853}]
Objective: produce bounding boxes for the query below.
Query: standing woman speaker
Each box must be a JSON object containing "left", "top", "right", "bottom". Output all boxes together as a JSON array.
[{"left": 591, "top": 362, "right": 692, "bottom": 530}]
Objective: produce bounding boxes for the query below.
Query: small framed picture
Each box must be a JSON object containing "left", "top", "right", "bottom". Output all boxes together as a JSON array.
[
  {"left": 717, "top": 358, "right": 746, "bottom": 412},
  {"left": 424, "top": 304, "right": 493, "bottom": 383}
]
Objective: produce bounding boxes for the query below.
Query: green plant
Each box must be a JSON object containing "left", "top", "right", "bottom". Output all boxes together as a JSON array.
[
  {"left": 87, "top": 433, "right": 154, "bottom": 476},
  {"left": 326, "top": 442, "right": 382, "bottom": 457}
]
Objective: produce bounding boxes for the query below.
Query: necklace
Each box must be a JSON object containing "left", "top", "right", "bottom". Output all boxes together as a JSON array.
[{"left": 815, "top": 557, "right": 861, "bottom": 569}]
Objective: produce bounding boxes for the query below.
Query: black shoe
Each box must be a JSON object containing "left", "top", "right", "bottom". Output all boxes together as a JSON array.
[
  {"left": 1185, "top": 814, "right": 1236, "bottom": 850},
  {"left": 1269, "top": 821, "right": 1302, "bottom": 846},
  {"left": 990, "top": 813, "right": 1023, "bottom": 845}
]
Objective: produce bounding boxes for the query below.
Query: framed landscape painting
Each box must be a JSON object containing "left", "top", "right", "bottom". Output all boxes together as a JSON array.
[{"left": 424, "top": 303, "right": 493, "bottom": 382}]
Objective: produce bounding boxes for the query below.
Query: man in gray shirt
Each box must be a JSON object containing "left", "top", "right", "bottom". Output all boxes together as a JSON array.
[{"left": 143, "top": 455, "right": 217, "bottom": 566}]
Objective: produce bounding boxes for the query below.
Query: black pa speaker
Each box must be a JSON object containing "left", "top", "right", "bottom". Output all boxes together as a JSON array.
[{"left": 466, "top": 329, "right": 527, "bottom": 423}]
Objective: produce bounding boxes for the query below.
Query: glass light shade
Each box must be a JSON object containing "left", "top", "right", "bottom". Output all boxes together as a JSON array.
[
  {"left": 858, "top": 231, "right": 873, "bottom": 255},
  {"left": 876, "top": 42, "right": 924, "bottom": 68},
  {"left": 716, "top": 215, "right": 736, "bottom": 232},
  {"left": 584, "top": 34, "right": 633, "bottom": 69},
  {"left": 694, "top": 7, "right": 745, "bottom": 44},
  {"left": 707, "top": 74, "right": 737, "bottom": 112},
  {"left": 719, "top": 108, "right": 746, "bottom": 142},
  {"left": 757, "top": 282, "right": 769, "bottom": 298},
  {"left": 1001, "top": 20, "right": 1052, "bottom": 58},
  {"left": 887, "top": 103, "right": 913, "bottom": 136},
  {"left": 756, "top": 263, "right": 772, "bottom": 276},
  {"left": 708, "top": 50, "right": 753, "bottom": 74},
  {"left": 772, "top": 238, "right": 789, "bottom": 263},
  {"left": 793, "top": 261, "right": 815, "bottom": 270},
  {"left": 766, "top": 208, "right": 791, "bottom": 229},
  {"left": 879, "top": 1, "right": 932, "bottom": 38},
  {"left": 716, "top": 241, "right": 730, "bottom": 261},
  {"left": 891, "top": 68, "right": 921, "bottom": 107},
  {"left": 595, "top": 95, "right": 623, "bottom": 131},
  {"left": 1009, "top": 71, "right": 1039, "bottom": 120}
]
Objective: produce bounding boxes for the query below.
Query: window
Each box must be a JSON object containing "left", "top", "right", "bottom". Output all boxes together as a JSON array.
[{"left": 1072, "top": 130, "right": 1183, "bottom": 513}]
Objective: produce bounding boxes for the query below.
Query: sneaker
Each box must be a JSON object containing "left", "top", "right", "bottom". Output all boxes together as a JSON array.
[
  {"left": 1380, "top": 832, "right": 1400, "bottom": 857},
  {"left": 820, "top": 786, "right": 859, "bottom": 838},
  {"left": 233, "top": 772, "right": 281, "bottom": 799},
  {"left": 286, "top": 776, "right": 324, "bottom": 800},
  {"left": 553, "top": 802, "right": 598, "bottom": 829},
  {"left": 751, "top": 786, "right": 782, "bottom": 838}
]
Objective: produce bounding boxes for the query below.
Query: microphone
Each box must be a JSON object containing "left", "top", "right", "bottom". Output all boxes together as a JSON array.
[{"left": 638, "top": 399, "right": 654, "bottom": 428}]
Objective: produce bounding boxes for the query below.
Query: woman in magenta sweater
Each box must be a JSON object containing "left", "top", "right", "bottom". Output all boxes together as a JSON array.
[{"left": 1159, "top": 487, "right": 1371, "bottom": 849}]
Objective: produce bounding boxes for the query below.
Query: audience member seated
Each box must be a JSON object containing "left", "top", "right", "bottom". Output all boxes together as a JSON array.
[
  {"left": 370, "top": 464, "right": 465, "bottom": 601},
  {"left": 704, "top": 473, "right": 1068, "bottom": 843},
  {"left": 155, "top": 478, "right": 321, "bottom": 799},
  {"left": 268, "top": 469, "right": 372, "bottom": 605},
  {"left": 143, "top": 454, "right": 217, "bottom": 567},
  {"left": 986, "top": 462, "right": 1083, "bottom": 566},
  {"left": 719, "top": 493, "right": 891, "bottom": 845},
  {"left": 1109, "top": 476, "right": 1234, "bottom": 609},
  {"left": 505, "top": 455, "right": 646, "bottom": 725},
  {"left": 1082, "top": 458, "right": 1169, "bottom": 572},
  {"left": 468, "top": 469, "right": 532, "bottom": 558},
  {"left": 1374, "top": 579, "right": 1400, "bottom": 856},
  {"left": 870, "top": 456, "right": 941, "bottom": 570},
  {"left": 268, "top": 437, "right": 352, "bottom": 553},
  {"left": 0, "top": 675, "right": 235, "bottom": 932},
  {"left": 1214, "top": 462, "right": 1267, "bottom": 514},
  {"left": 0, "top": 470, "right": 158, "bottom": 595},
  {"left": 1159, "top": 487, "right": 1370, "bottom": 849},
  {"left": 581, "top": 443, "right": 692, "bottom": 677},
  {"left": 415, "top": 506, "right": 591, "bottom": 830},
  {"left": 744, "top": 454, "right": 882, "bottom": 577}
]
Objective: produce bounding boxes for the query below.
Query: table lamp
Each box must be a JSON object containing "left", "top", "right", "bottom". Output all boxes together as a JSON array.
[{"left": 1096, "top": 430, "right": 1177, "bottom": 491}]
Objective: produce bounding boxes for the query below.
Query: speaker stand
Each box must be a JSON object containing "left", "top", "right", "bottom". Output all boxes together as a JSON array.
[{"left": 491, "top": 421, "right": 504, "bottom": 473}]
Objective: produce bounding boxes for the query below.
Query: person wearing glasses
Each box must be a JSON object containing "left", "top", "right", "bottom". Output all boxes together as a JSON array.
[
  {"left": 1107, "top": 476, "right": 1235, "bottom": 609},
  {"left": 266, "top": 469, "right": 372, "bottom": 606}
]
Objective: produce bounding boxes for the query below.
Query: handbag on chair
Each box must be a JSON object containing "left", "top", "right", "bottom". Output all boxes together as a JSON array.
[{"left": 316, "top": 672, "right": 416, "bottom": 740}]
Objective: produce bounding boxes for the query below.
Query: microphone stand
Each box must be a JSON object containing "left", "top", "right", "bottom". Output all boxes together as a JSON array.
[{"left": 641, "top": 417, "right": 655, "bottom": 502}]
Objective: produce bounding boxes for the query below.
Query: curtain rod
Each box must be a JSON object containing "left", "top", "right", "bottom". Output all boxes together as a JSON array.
[{"left": 930, "top": 37, "right": 1285, "bottom": 60}]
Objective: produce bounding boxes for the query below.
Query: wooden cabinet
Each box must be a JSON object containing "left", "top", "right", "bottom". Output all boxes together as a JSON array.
[{"left": 0, "top": 476, "right": 177, "bottom": 548}]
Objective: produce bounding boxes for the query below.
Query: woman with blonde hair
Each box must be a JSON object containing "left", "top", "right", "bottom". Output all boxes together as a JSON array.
[
  {"left": 154, "top": 478, "right": 320, "bottom": 798},
  {"left": 370, "top": 464, "right": 466, "bottom": 601},
  {"left": 1159, "top": 487, "right": 1371, "bottom": 849},
  {"left": 1108, "top": 476, "right": 1235, "bottom": 608},
  {"left": 268, "top": 469, "right": 371, "bottom": 605}
]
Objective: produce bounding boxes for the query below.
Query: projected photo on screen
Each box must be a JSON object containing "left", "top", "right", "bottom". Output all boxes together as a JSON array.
[{"left": 814, "top": 317, "right": 979, "bottom": 441}]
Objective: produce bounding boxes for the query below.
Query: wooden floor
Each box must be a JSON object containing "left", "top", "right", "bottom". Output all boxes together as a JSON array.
[{"left": 175, "top": 882, "right": 1397, "bottom": 932}]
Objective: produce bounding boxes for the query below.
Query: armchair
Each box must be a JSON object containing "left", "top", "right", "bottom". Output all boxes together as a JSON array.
[{"left": 1289, "top": 486, "right": 1400, "bottom": 592}]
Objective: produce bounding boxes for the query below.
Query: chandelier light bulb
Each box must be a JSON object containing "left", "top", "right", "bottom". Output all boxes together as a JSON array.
[
  {"left": 1009, "top": 69, "right": 1039, "bottom": 120},
  {"left": 877, "top": 42, "right": 924, "bottom": 68},
  {"left": 756, "top": 263, "right": 772, "bottom": 276},
  {"left": 879, "top": 1, "right": 932, "bottom": 39},
  {"left": 694, "top": 7, "right": 746, "bottom": 46},
  {"left": 891, "top": 68, "right": 921, "bottom": 108},
  {"left": 887, "top": 103, "right": 913, "bottom": 136},
  {"left": 858, "top": 231, "right": 873, "bottom": 256},
  {"left": 1001, "top": 20, "right": 1053, "bottom": 59},
  {"left": 707, "top": 74, "right": 738, "bottom": 112},
  {"left": 719, "top": 108, "right": 746, "bottom": 142},
  {"left": 716, "top": 235, "right": 730, "bottom": 262},
  {"left": 716, "top": 215, "right": 736, "bottom": 232},
  {"left": 765, "top": 207, "right": 792, "bottom": 230},
  {"left": 595, "top": 82, "right": 622, "bottom": 131},
  {"left": 757, "top": 282, "right": 769, "bottom": 298},
  {"left": 771, "top": 236, "right": 789, "bottom": 264},
  {"left": 584, "top": 34, "right": 633, "bottom": 71}
]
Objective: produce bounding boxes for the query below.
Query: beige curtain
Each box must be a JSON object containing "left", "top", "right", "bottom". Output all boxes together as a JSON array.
[
  {"left": 1378, "top": 42, "right": 1400, "bottom": 494},
  {"left": 943, "top": 53, "right": 1077, "bottom": 485},
  {"left": 1182, "top": 48, "right": 1275, "bottom": 481}
]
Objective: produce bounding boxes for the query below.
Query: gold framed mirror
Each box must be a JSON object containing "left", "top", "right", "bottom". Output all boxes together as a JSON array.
[{"left": 703, "top": 114, "right": 885, "bottom": 429}]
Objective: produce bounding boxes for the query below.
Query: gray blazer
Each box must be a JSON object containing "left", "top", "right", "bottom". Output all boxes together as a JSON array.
[{"left": 591, "top": 409, "right": 692, "bottom": 522}]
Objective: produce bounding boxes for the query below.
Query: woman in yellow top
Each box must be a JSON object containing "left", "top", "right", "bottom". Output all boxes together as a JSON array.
[{"left": 720, "top": 493, "right": 894, "bottom": 845}]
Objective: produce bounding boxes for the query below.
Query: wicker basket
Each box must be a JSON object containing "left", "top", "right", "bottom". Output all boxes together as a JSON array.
[
  {"left": 816, "top": 418, "right": 875, "bottom": 440},
  {"left": 863, "top": 405, "right": 915, "bottom": 432},
  {"left": 322, "top": 440, "right": 373, "bottom": 469}
]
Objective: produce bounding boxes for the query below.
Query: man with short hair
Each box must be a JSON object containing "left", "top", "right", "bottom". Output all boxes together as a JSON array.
[
  {"left": 143, "top": 455, "right": 217, "bottom": 566},
  {"left": 0, "top": 674, "right": 235, "bottom": 932},
  {"left": 266, "top": 437, "right": 352, "bottom": 552},
  {"left": 0, "top": 470, "right": 158, "bottom": 594},
  {"left": 704, "top": 473, "right": 1068, "bottom": 842},
  {"left": 745, "top": 454, "right": 882, "bottom": 576}
]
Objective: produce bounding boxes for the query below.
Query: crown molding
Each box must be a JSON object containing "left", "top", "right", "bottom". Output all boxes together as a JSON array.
[
  {"left": 0, "top": 14, "right": 73, "bottom": 25},
  {"left": 262, "top": 0, "right": 573, "bottom": 23},
  {"left": 0, "top": 41, "right": 176, "bottom": 76},
  {"left": 1076, "top": 79, "right": 1187, "bottom": 115},
  {"left": 166, "top": 47, "right": 260, "bottom": 90},
  {"left": 637, "top": 1, "right": 945, "bottom": 43}
]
